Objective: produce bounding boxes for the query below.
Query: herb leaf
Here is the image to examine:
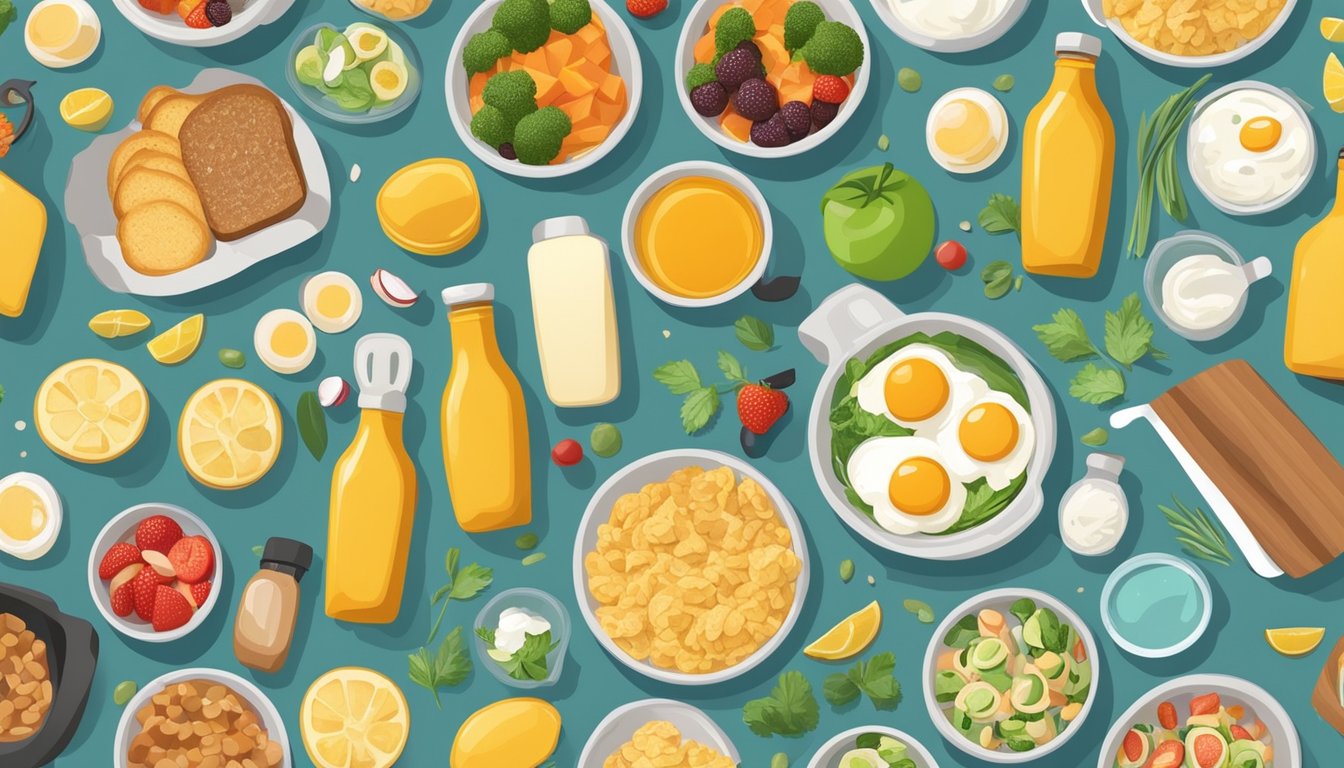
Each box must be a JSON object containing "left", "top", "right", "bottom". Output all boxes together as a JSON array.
[
  {"left": 1069, "top": 364, "right": 1126, "bottom": 405},
  {"left": 825, "top": 652, "right": 902, "bottom": 710},
  {"left": 426, "top": 548, "right": 492, "bottom": 646},
  {"left": 902, "top": 599, "right": 935, "bottom": 624},
  {"left": 407, "top": 626, "right": 471, "bottom": 708},
  {"left": 978, "top": 193, "right": 1020, "bottom": 236},
  {"left": 1033, "top": 309, "right": 1099, "bottom": 362},
  {"left": 1160, "top": 495, "right": 1233, "bottom": 566},
  {"left": 494, "top": 630, "right": 559, "bottom": 681},
  {"left": 653, "top": 360, "right": 702, "bottom": 394},
  {"left": 1080, "top": 427, "right": 1109, "bottom": 446},
  {"left": 680, "top": 387, "right": 720, "bottom": 434},
  {"left": 742, "top": 671, "right": 820, "bottom": 737},
  {"left": 717, "top": 350, "right": 747, "bottom": 383},
  {"left": 296, "top": 391, "right": 327, "bottom": 460},
  {"left": 822, "top": 674, "right": 860, "bottom": 706},
  {"left": 1104, "top": 293, "right": 1157, "bottom": 369},
  {"left": 735, "top": 315, "right": 775, "bottom": 351}
]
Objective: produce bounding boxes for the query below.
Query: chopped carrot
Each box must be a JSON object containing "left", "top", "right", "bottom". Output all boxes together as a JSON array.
[
  {"left": 721, "top": 110, "right": 752, "bottom": 142},
  {"left": 977, "top": 609, "right": 1006, "bottom": 637},
  {"left": 1227, "top": 705, "right": 1245, "bottom": 720}
]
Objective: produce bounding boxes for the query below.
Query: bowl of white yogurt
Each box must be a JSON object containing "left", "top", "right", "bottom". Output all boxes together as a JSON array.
[
  {"left": 473, "top": 587, "right": 570, "bottom": 689},
  {"left": 1143, "top": 230, "right": 1273, "bottom": 342},
  {"left": 870, "top": 0, "right": 1031, "bottom": 53}
]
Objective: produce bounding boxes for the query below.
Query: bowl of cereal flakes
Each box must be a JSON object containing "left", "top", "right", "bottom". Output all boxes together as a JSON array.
[
  {"left": 573, "top": 449, "right": 810, "bottom": 685},
  {"left": 579, "top": 699, "right": 740, "bottom": 766},
  {"left": 1081, "top": 0, "right": 1296, "bottom": 68}
]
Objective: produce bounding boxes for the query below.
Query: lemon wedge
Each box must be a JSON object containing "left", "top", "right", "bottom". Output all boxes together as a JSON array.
[
  {"left": 301, "top": 667, "right": 409, "bottom": 768},
  {"left": 1326, "top": 54, "right": 1344, "bottom": 113},
  {"left": 1324, "top": 17, "right": 1344, "bottom": 42},
  {"left": 60, "top": 88, "right": 114, "bottom": 132},
  {"left": 178, "top": 378, "right": 282, "bottom": 490},
  {"left": 804, "top": 600, "right": 881, "bottom": 660},
  {"left": 88, "top": 309, "right": 151, "bottom": 338},
  {"left": 1265, "top": 627, "right": 1325, "bottom": 657},
  {"left": 35, "top": 359, "right": 147, "bottom": 463},
  {"left": 147, "top": 313, "right": 204, "bottom": 365}
]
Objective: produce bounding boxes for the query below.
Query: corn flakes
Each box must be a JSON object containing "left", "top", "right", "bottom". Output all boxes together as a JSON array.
[
  {"left": 1102, "top": 0, "right": 1287, "bottom": 57},
  {"left": 603, "top": 720, "right": 736, "bottom": 768},
  {"left": 585, "top": 466, "right": 801, "bottom": 675}
]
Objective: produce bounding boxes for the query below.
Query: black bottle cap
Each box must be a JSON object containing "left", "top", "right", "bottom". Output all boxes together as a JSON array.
[{"left": 260, "top": 537, "right": 314, "bottom": 582}]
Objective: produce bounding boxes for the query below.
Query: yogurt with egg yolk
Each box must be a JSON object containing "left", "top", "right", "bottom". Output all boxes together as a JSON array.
[
  {"left": 1190, "top": 87, "right": 1311, "bottom": 209},
  {"left": 886, "top": 0, "right": 1012, "bottom": 40}
]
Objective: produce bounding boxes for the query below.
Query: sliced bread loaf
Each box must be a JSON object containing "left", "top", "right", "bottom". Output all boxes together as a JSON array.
[
  {"left": 113, "top": 167, "right": 206, "bottom": 221},
  {"left": 106, "top": 130, "right": 181, "bottom": 199},
  {"left": 118, "top": 200, "right": 213, "bottom": 276}
]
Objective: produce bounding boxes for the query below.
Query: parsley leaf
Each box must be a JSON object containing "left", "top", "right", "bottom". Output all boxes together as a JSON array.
[
  {"left": 1032, "top": 309, "right": 1099, "bottom": 362},
  {"left": 1069, "top": 363, "right": 1126, "bottom": 404},
  {"left": 653, "top": 360, "right": 702, "bottom": 394},
  {"left": 680, "top": 387, "right": 720, "bottom": 433},
  {"left": 717, "top": 350, "right": 747, "bottom": 383},
  {"left": 1104, "top": 293, "right": 1156, "bottom": 369},
  {"left": 424, "top": 548, "right": 493, "bottom": 656},
  {"left": 407, "top": 626, "right": 471, "bottom": 708},
  {"left": 495, "top": 630, "right": 560, "bottom": 681},
  {"left": 823, "top": 652, "right": 902, "bottom": 711},
  {"left": 735, "top": 315, "right": 775, "bottom": 351},
  {"left": 742, "top": 671, "right": 819, "bottom": 737},
  {"left": 978, "top": 193, "right": 1021, "bottom": 236}
]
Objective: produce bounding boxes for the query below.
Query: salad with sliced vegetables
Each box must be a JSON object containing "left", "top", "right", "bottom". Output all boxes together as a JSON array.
[
  {"left": 1116, "top": 691, "right": 1273, "bottom": 768},
  {"left": 934, "top": 597, "right": 1092, "bottom": 753},
  {"left": 833, "top": 732, "right": 918, "bottom": 768},
  {"left": 292, "top": 22, "right": 417, "bottom": 115}
]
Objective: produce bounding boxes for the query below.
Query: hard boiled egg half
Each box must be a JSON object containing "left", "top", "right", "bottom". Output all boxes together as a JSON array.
[
  {"left": 301, "top": 271, "right": 363, "bottom": 334},
  {"left": 0, "top": 472, "right": 61, "bottom": 560},
  {"left": 254, "top": 309, "right": 317, "bottom": 375},
  {"left": 926, "top": 88, "right": 1009, "bottom": 174},
  {"left": 846, "top": 436, "right": 967, "bottom": 535}
]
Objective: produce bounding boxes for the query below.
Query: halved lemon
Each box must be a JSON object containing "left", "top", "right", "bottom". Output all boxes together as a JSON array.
[
  {"left": 60, "top": 87, "right": 113, "bottom": 131},
  {"left": 804, "top": 600, "right": 881, "bottom": 660},
  {"left": 178, "top": 378, "right": 281, "bottom": 490},
  {"left": 34, "top": 359, "right": 147, "bottom": 463},
  {"left": 1265, "top": 627, "right": 1325, "bottom": 657},
  {"left": 147, "top": 313, "right": 204, "bottom": 365},
  {"left": 88, "top": 309, "right": 151, "bottom": 339},
  {"left": 301, "top": 667, "right": 409, "bottom": 768},
  {"left": 1326, "top": 53, "right": 1344, "bottom": 113},
  {"left": 1324, "top": 17, "right": 1344, "bottom": 42}
]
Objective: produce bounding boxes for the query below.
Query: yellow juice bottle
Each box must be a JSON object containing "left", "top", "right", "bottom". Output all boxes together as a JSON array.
[
  {"left": 1021, "top": 33, "right": 1115, "bottom": 278},
  {"left": 440, "top": 284, "right": 531, "bottom": 533},
  {"left": 1286, "top": 151, "right": 1344, "bottom": 378},
  {"left": 326, "top": 333, "right": 417, "bottom": 623}
]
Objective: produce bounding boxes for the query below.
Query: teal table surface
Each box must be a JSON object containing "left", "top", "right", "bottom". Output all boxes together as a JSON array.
[{"left": 2, "top": 0, "right": 1343, "bottom": 765}]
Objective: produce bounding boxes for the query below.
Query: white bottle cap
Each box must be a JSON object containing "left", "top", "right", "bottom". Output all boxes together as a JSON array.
[
  {"left": 353, "top": 333, "right": 413, "bottom": 413},
  {"left": 532, "top": 216, "right": 590, "bottom": 243},
  {"left": 440, "top": 283, "right": 495, "bottom": 306},
  {"left": 1056, "top": 32, "right": 1102, "bottom": 58},
  {"left": 1085, "top": 452, "right": 1125, "bottom": 480}
]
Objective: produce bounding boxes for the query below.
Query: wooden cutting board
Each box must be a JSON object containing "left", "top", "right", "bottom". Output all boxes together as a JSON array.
[
  {"left": 1313, "top": 635, "right": 1344, "bottom": 735},
  {"left": 1152, "top": 359, "right": 1344, "bottom": 578}
]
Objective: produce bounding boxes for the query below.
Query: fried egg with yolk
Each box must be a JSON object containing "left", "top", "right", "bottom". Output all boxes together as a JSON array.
[
  {"left": 845, "top": 436, "right": 968, "bottom": 535},
  {"left": 938, "top": 391, "right": 1034, "bottom": 490},
  {"left": 855, "top": 344, "right": 988, "bottom": 434}
]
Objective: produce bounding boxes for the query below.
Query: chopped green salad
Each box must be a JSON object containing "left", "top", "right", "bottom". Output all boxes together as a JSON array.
[
  {"left": 293, "top": 22, "right": 415, "bottom": 114},
  {"left": 833, "top": 731, "right": 918, "bottom": 768}
]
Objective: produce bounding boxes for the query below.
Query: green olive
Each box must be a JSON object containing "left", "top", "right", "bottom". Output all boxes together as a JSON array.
[
  {"left": 897, "top": 67, "right": 922, "bottom": 93},
  {"left": 590, "top": 423, "right": 622, "bottom": 458}
]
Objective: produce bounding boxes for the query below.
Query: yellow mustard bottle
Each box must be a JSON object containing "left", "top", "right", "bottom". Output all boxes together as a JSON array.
[
  {"left": 1286, "top": 151, "right": 1344, "bottom": 378},
  {"left": 440, "top": 284, "right": 532, "bottom": 533},
  {"left": 326, "top": 333, "right": 417, "bottom": 623},
  {"left": 0, "top": 172, "right": 46, "bottom": 318},
  {"left": 1021, "top": 33, "right": 1116, "bottom": 278}
]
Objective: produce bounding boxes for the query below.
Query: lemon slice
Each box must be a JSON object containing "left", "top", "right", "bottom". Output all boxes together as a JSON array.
[
  {"left": 1324, "top": 17, "right": 1344, "bottom": 42},
  {"left": 1326, "top": 53, "right": 1344, "bottom": 113},
  {"left": 804, "top": 600, "right": 881, "bottom": 660},
  {"left": 35, "top": 359, "right": 147, "bottom": 463},
  {"left": 301, "top": 667, "right": 409, "bottom": 768},
  {"left": 60, "top": 88, "right": 114, "bottom": 131},
  {"left": 1265, "top": 627, "right": 1325, "bottom": 657},
  {"left": 147, "top": 313, "right": 204, "bottom": 365},
  {"left": 178, "top": 378, "right": 282, "bottom": 490},
  {"left": 88, "top": 309, "right": 151, "bottom": 339}
]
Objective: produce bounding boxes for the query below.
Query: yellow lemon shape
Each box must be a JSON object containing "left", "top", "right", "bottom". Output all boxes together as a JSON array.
[
  {"left": 301, "top": 667, "right": 409, "bottom": 768},
  {"left": 1265, "top": 627, "right": 1325, "bottom": 657},
  {"left": 60, "top": 87, "right": 114, "bottom": 131},
  {"left": 1323, "top": 17, "right": 1344, "bottom": 42},
  {"left": 88, "top": 309, "right": 151, "bottom": 338},
  {"left": 451, "top": 698, "right": 561, "bottom": 768},
  {"left": 34, "top": 359, "right": 147, "bottom": 463},
  {"left": 178, "top": 378, "right": 282, "bottom": 490},
  {"left": 804, "top": 600, "right": 881, "bottom": 661},
  {"left": 1326, "top": 53, "right": 1344, "bottom": 113},
  {"left": 147, "top": 313, "right": 204, "bottom": 365},
  {"left": 376, "top": 158, "right": 480, "bottom": 256}
]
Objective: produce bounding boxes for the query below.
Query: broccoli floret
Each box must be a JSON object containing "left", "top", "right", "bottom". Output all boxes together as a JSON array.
[
  {"left": 685, "top": 63, "right": 718, "bottom": 93},
  {"left": 470, "top": 105, "right": 514, "bottom": 147},
  {"left": 548, "top": 0, "right": 591, "bottom": 34},
  {"left": 798, "top": 20, "right": 864, "bottom": 76},
  {"left": 783, "top": 0, "right": 824, "bottom": 52},
  {"left": 482, "top": 70, "right": 539, "bottom": 123},
  {"left": 714, "top": 7, "right": 756, "bottom": 53},
  {"left": 492, "top": 0, "right": 552, "bottom": 54},
  {"left": 462, "top": 30, "right": 513, "bottom": 75},
  {"left": 513, "top": 106, "right": 572, "bottom": 165}
]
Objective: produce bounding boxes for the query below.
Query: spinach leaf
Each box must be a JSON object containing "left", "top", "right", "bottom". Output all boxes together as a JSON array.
[{"left": 943, "top": 615, "right": 980, "bottom": 649}]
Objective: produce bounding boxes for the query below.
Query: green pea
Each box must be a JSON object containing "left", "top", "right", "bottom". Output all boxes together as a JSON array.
[
  {"left": 897, "top": 67, "right": 922, "bottom": 93},
  {"left": 993, "top": 74, "right": 1016, "bottom": 92},
  {"left": 218, "top": 348, "right": 246, "bottom": 369},
  {"left": 771, "top": 754, "right": 789, "bottom": 768},
  {"left": 515, "top": 532, "right": 539, "bottom": 551},
  {"left": 839, "top": 559, "right": 854, "bottom": 583},
  {"left": 876, "top": 134, "right": 890, "bottom": 152},
  {"left": 113, "top": 680, "right": 137, "bottom": 707},
  {"left": 1081, "top": 427, "right": 1109, "bottom": 447},
  {"left": 522, "top": 552, "right": 546, "bottom": 566},
  {"left": 590, "top": 423, "right": 622, "bottom": 458}
]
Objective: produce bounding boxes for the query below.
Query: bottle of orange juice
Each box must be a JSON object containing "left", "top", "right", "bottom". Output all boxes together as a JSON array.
[
  {"left": 1021, "top": 33, "right": 1115, "bottom": 278},
  {"left": 1286, "top": 150, "right": 1344, "bottom": 378},
  {"left": 326, "top": 333, "right": 416, "bottom": 623},
  {"left": 441, "top": 284, "right": 531, "bottom": 532}
]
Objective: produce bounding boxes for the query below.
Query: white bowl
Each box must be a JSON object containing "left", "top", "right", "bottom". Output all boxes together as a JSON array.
[
  {"left": 620, "top": 161, "right": 773, "bottom": 308},
  {"left": 1185, "top": 80, "right": 1317, "bottom": 217},
  {"left": 808, "top": 726, "right": 941, "bottom": 768},
  {"left": 1081, "top": 0, "right": 1298, "bottom": 69},
  {"left": 1143, "top": 230, "right": 1274, "bottom": 343},
  {"left": 578, "top": 699, "right": 740, "bottom": 767},
  {"left": 111, "top": 0, "right": 295, "bottom": 48},
  {"left": 923, "top": 588, "right": 1100, "bottom": 764},
  {"left": 1099, "top": 553, "right": 1212, "bottom": 658},
  {"left": 1095, "top": 674, "right": 1301, "bottom": 768},
  {"left": 87, "top": 503, "right": 224, "bottom": 644},
  {"left": 674, "top": 0, "right": 871, "bottom": 158},
  {"left": 114, "top": 668, "right": 292, "bottom": 768},
  {"left": 445, "top": 0, "right": 642, "bottom": 179},
  {"left": 869, "top": 0, "right": 1030, "bottom": 53},
  {"left": 572, "top": 449, "right": 810, "bottom": 685}
]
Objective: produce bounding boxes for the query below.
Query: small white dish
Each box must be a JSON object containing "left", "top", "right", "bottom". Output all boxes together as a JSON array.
[
  {"left": 808, "top": 726, "right": 941, "bottom": 768},
  {"left": 674, "top": 0, "right": 870, "bottom": 158},
  {"left": 572, "top": 449, "right": 809, "bottom": 686},
  {"left": 445, "top": 0, "right": 642, "bottom": 179},
  {"left": 1081, "top": 0, "right": 1298, "bottom": 69},
  {"left": 87, "top": 503, "right": 224, "bottom": 644},
  {"left": 114, "top": 668, "right": 292, "bottom": 768},
  {"left": 24, "top": 0, "right": 101, "bottom": 68},
  {"left": 285, "top": 22, "right": 423, "bottom": 126},
  {"left": 926, "top": 87, "right": 1010, "bottom": 174},
  {"left": 620, "top": 161, "right": 773, "bottom": 308},
  {"left": 473, "top": 587, "right": 570, "bottom": 690},
  {"left": 1144, "top": 230, "right": 1273, "bottom": 342},
  {"left": 1100, "top": 553, "right": 1212, "bottom": 659},
  {"left": 870, "top": 0, "right": 1030, "bottom": 53},
  {"left": 578, "top": 699, "right": 740, "bottom": 766},
  {"left": 111, "top": 0, "right": 295, "bottom": 48}
]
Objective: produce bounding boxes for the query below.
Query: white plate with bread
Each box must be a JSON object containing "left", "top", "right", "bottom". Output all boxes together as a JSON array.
[{"left": 67, "top": 68, "right": 331, "bottom": 297}]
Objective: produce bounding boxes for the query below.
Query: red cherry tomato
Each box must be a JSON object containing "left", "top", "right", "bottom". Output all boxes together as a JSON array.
[
  {"left": 1157, "top": 701, "right": 1178, "bottom": 730},
  {"left": 935, "top": 240, "right": 967, "bottom": 271},
  {"left": 551, "top": 439, "right": 583, "bottom": 466},
  {"left": 1229, "top": 725, "right": 1253, "bottom": 741},
  {"left": 1189, "top": 692, "right": 1221, "bottom": 717}
]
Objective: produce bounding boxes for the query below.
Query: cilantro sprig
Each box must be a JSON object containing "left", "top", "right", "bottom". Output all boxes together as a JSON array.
[
  {"left": 1032, "top": 294, "right": 1166, "bottom": 406},
  {"left": 822, "top": 652, "right": 902, "bottom": 710},
  {"left": 407, "top": 548, "right": 493, "bottom": 707},
  {"left": 743, "top": 671, "right": 820, "bottom": 737}
]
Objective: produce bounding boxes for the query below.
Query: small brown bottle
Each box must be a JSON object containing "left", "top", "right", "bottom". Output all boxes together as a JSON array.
[{"left": 233, "top": 537, "right": 313, "bottom": 673}]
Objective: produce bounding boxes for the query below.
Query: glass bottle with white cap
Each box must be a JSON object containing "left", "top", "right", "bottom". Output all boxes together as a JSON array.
[{"left": 1059, "top": 452, "right": 1129, "bottom": 556}]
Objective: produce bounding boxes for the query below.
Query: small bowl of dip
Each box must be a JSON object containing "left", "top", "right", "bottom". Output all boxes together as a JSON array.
[
  {"left": 870, "top": 0, "right": 1030, "bottom": 53},
  {"left": 1101, "top": 553, "right": 1212, "bottom": 659},
  {"left": 1144, "top": 230, "right": 1273, "bottom": 342},
  {"left": 621, "top": 161, "right": 772, "bottom": 308}
]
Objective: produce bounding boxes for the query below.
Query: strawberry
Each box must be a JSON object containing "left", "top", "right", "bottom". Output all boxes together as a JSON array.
[
  {"left": 184, "top": 1, "right": 211, "bottom": 29},
  {"left": 167, "top": 535, "right": 213, "bottom": 583},
  {"left": 189, "top": 580, "right": 212, "bottom": 607},
  {"left": 812, "top": 75, "right": 850, "bottom": 105},
  {"left": 135, "top": 515, "right": 183, "bottom": 555},
  {"left": 626, "top": 0, "right": 666, "bottom": 18},
  {"left": 131, "top": 563, "right": 171, "bottom": 621},
  {"left": 109, "top": 564, "right": 143, "bottom": 618},
  {"left": 151, "top": 585, "right": 195, "bottom": 632},
  {"left": 737, "top": 383, "right": 789, "bottom": 435},
  {"left": 98, "top": 542, "right": 143, "bottom": 580}
]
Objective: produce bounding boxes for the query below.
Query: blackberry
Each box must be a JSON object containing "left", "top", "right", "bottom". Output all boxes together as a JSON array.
[
  {"left": 690, "top": 82, "right": 729, "bottom": 117},
  {"left": 732, "top": 78, "right": 778, "bottom": 122},
  {"left": 779, "top": 100, "right": 811, "bottom": 139},
  {"left": 750, "top": 113, "right": 791, "bottom": 148},
  {"left": 714, "top": 47, "right": 758, "bottom": 92},
  {"left": 811, "top": 99, "right": 839, "bottom": 130},
  {"left": 205, "top": 0, "right": 232, "bottom": 26},
  {"left": 499, "top": 143, "right": 518, "bottom": 160}
]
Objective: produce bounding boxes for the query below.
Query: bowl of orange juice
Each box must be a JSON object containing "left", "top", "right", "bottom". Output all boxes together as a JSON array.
[{"left": 621, "top": 161, "right": 772, "bottom": 308}]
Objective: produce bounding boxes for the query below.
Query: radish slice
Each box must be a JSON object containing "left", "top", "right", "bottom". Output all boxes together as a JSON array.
[
  {"left": 371, "top": 269, "right": 418, "bottom": 308},
  {"left": 318, "top": 376, "right": 350, "bottom": 408}
]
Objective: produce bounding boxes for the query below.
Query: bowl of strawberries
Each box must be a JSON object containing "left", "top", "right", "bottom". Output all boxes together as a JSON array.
[
  {"left": 111, "top": 0, "right": 296, "bottom": 47},
  {"left": 87, "top": 503, "right": 223, "bottom": 643}
]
